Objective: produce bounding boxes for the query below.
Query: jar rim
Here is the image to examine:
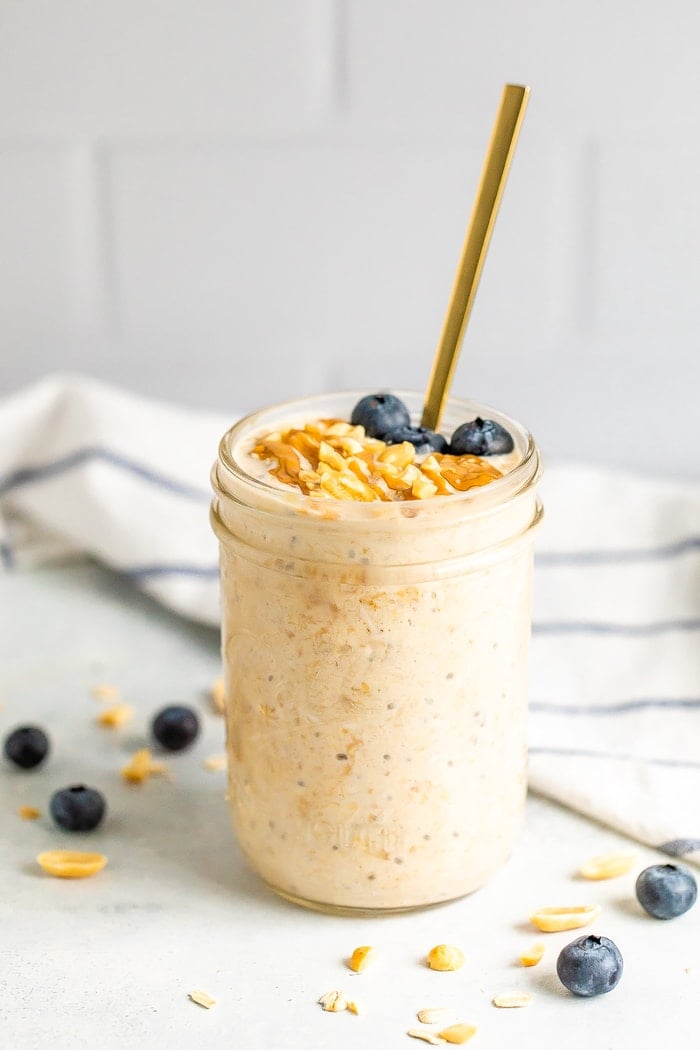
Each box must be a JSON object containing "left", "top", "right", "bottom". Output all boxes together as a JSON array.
[{"left": 214, "top": 390, "right": 541, "bottom": 522}]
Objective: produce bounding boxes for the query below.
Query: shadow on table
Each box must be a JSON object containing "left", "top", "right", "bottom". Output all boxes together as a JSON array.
[{"left": 105, "top": 761, "right": 295, "bottom": 914}]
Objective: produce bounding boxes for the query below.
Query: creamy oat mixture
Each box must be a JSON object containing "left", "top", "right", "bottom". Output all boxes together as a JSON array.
[{"left": 212, "top": 394, "right": 541, "bottom": 911}]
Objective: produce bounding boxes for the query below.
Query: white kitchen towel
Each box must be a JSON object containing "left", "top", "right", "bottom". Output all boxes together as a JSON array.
[
  {"left": 1, "top": 374, "right": 699, "bottom": 863},
  {"left": 0, "top": 374, "right": 227, "bottom": 625}
]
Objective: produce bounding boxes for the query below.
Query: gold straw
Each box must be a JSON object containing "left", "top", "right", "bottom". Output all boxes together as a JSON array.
[{"left": 421, "top": 84, "right": 530, "bottom": 431}]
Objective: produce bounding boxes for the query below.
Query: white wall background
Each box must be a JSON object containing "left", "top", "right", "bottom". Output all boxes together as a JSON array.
[{"left": 1, "top": 0, "right": 700, "bottom": 475}]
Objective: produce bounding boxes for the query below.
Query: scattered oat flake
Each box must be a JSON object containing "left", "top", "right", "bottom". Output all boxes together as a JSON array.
[
  {"left": 211, "top": 677, "right": 225, "bottom": 714},
  {"left": 493, "top": 992, "right": 532, "bottom": 1009},
  {"left": 437, "top": 1023, "right": 477, "bottom": 1045},
  {"left": 417, "top": 1008, "right": 450, "bottom": 1025},
  {"left": 427, "top": 944, "right": 464, "bottom": 971},
  {"left": 578, "top": 851, "right": 638, "bottom": 880},
  {"left": 98, "top": 703, "right": 133, "bottom": 729},
  {"left": 529, "top": 904, "right": 601, "bottom": 932},
  {"left": 318, "top": 990, "right": 348, "bottom": 1012},
  {"left": 91, "top": 684, "right": 120, "bottom": 701},
  {"left": 188, "top": 990, "right": 216, "bottom": 1009},
  {"left": 346, "top": 999, "right": 362, "bottom": 1015},
  {"left": 121, "top": 748, "right": 168, "bottom": 783},
  {"left": 203, "top": 754, "right": 227, "bottom": 772},
  {"left": 18, "top": 805, "right": 41, "bottom": 821},
  {"left": 519, "top": 942, "right": 545, "bottom": 967},
  {"left": 37, "top": 850, "right": 107, "bottom": 879},
  {"left": 348, "top": 945, "right": 377, "bottom": 972},
  {"left": 407, "top": 1030, "right": 443, "bottom": 1045}
]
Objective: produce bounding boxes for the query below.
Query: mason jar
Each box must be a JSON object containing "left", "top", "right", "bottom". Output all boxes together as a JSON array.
[{"left": 211, "top": 392, "right": 542, "bottom": 914}]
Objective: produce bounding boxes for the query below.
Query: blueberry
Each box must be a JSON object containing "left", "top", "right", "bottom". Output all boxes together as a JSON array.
[
  {"left": 449, "top": 417, "right": 514, "bottom": 456},
  {"left": 50, "top": 785, "right": 106, "bottom": 832},
  {"left": 383, "top": 425, "right": 448, "bottom": 455},
  {"left": 350, "top": 393, "right": 410, "bottom": 438},
  {"left": 556, "top": 935, "right": 623, "bottom": 997},
  {"left": 151, "top": 704, "right": 200, "bottom": 751},
  {"left": 635, "top": 863, "right": 697, "bottom": 919},
  {"left": 3, "top": 725, "right": 50, "bottom": 770}
]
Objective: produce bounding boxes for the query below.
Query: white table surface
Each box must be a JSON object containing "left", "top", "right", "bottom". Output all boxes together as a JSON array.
[{"left": 1, "top": 562, "right": 697, "bottom": 1049}]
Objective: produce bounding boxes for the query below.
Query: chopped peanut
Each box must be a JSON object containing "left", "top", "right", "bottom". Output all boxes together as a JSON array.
[
  {"left": 493, "top": 992, "right": 533, "bottom": 1009},
  {"left": 519, "top": 942, "right": 545, "bottom": 967},
  {"left": 348, "top": 945, "right": 377, "bottom": 972},
  {"left": 435, "top": 452, "right": 501, "bottom": 490},
  {"left": 121, "top": 748, "right": 168, "bottom": 783},
  {"left": 318, "top": 441, "right": 347, "bottom": 472},
  {"left": 188, "top": 990, "right": 216, "bottom": 1009},
  {"left": 377, "top": 441, "right": 415, "bottom": 469},
  {"left": 91, "top": 684, "right": 120, "bottom": 701},
  {"left": 203, "top": 754, "right": 227, "bottom": 772},
  {"left": 529, "top": 904, "right": 601, "bottom": 932},
  {"left": 419, "top": 457, "right": 454, "bottom": 495},
  {"left": 211, "top": 677, "right": 225, "bottom": 714},
  {"left": 437, "top": 1023, "right": 477, "bottom": 1044},
  {"left": 412, "top": 475, "right": 439, "bottom": 500},
  {"left": 37, "top": 850, "right": 107, "bottom": 879},
  {"left": 97, "top": 703, "right": 133, "bottom": 728},
  {"left": 319, "top": 469, "right": 378, "bottom": 502},
  {"left": 578, "top": 851, "right": 638, "bottom": 880},
  {"left": 18, "top": 805, "right": 41, "bottom": 821},
  {"left": 427, "top": 944, "right": 465, "bottom": 971}
]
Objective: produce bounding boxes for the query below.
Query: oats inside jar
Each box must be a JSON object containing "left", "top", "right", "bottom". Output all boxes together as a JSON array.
[{"left": 212, "top": 391, "right": 542, "bottom": 913}]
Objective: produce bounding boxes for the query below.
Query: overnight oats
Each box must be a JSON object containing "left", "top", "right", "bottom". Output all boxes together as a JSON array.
[{"left": 211, "top": 391, "right": 542, "bottom": 913}]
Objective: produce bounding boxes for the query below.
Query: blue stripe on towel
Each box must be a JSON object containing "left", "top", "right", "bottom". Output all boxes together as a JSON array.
[
  {"left": 0, "top": 446, "right": 210, "bottom": 502},
  {"left": 121, "top": 564, "right": 219, "bottom": 580},
  {"left": 529, "top": 746, "right": 700, "bottom": 770},
  {"left": 537, "top": 536, "right": 700, "bottom": 566},
  {"left": 1, "top": 449, "right": 698, "bottom": 566},
  {"left": 531, "top": 698, "right": 700, "bottom": 715},
  {"left": 533, "top": 619, "right": 700, "bottom": 636},
  {"left": 658, "top": 839, "right": 700, "bottom": 856}
]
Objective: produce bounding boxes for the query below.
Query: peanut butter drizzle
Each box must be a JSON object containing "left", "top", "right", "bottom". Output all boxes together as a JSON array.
[{"left": 251, "top": 419, "right": 503, "bottom": 501}]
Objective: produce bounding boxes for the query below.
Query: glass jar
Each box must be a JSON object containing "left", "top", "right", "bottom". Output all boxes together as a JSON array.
[{"left": 211, "top": 392, "right": 542, "bottom": 914}]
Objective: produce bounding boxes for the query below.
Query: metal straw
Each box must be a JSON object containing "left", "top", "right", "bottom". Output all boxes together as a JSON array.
[{"left": 421, "top": 84, "right": 530, "bottom": 431}]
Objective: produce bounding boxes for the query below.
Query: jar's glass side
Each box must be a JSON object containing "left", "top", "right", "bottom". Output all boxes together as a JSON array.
[
  {"left": 220, "top": 527, "right": 535, "bottom": 912},
  {"left": 212, "top": 391, "right": 542, "bottom": 913},
  {"left": 211, "top": 484, "right": 541, "bottom": 578}
]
